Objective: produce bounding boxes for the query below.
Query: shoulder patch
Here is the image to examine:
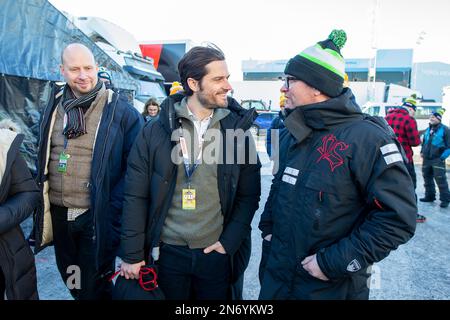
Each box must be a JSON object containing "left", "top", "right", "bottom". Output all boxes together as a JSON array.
[
  {"left": 384, "top": 153, "right": 403, "bottom": 165},
  {"left": 380, "top": 143, "right": 403, "bottom": 165},
  {"left": 380, "top": 143, "right": 399, "bottom": 155}
]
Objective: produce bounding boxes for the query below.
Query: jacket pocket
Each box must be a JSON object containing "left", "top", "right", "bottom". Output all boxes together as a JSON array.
[
  {"left": 294, "top": 259, "right": 349, "bottom": 300},
  {"left": 303, "top": 171, "right": 357, "bottom": 233}
]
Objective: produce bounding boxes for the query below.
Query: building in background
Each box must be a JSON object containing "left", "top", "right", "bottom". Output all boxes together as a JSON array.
[
  {"left": 414, "top": 62, "right": 450, "bottom": 103},
  {"left": 346, "top": 49, "right": 413, "bottom": 88},
  {"left": 240, "top": 49, "right": 450, "bottom": 105},
  {"left": 242, "top": 60, "right": 286, "bottom": 81}
]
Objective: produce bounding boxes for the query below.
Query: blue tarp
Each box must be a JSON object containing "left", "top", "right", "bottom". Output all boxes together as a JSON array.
[
  {"left": 0, "top": 0, "right": 139, "bottom": 170},
  {"left": 0, "top": 0, "right": 139, "bottom": 91}
]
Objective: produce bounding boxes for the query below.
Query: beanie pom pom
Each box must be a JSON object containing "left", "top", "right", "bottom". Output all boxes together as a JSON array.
[{"left": 328, "top": 29, "right": 347, "bottom": 50}]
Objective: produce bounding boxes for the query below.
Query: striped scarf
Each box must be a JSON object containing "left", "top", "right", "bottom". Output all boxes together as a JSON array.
[{"left": 61, "top": 81, "right": 103, "bottom": 139}]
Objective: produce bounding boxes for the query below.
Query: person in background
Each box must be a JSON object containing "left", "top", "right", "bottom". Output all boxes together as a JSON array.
[
  {"left": 0, "top": 120, "right": 40, "bottom": 300},
  {"left": 266, "top": 93, "right": 287, "bottom": 158},
  {"left": 142, "top": 98, "right": 160, "bottom": 122},
  {"left": 98, "top": 67, "right": 113, "bottom": 90},
  {"left": 420, "top": 109, "right": 450, "bottom": 208},
  {"left": 385, "top": 97, "right": 425, "bottom": 222},
  {"left": 169, "top": 81, "right": 184, "bottom": 95},
  {"left": 343, "top": 73, "right": 350, "bottom": 88}
]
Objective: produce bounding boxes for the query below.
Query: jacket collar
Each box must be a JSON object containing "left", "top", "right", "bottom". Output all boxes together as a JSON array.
[
  {"left": 284, "top": 88, "right": 363, "bottom": 143},
  {"left": 174, "top": 97, "right": 230, "bottom": 129},
  {"left": 158, "top": 93, "right": 257, "bottom": 134},
  {"left": 389, "top": 107, "right": 409, "bottom": 116}
]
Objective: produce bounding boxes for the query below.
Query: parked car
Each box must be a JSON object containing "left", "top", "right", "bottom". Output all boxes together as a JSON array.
[
  {"left": 241, "top": 100, "right": 270, "bottom": 113},
  {"left": 251, "top": 111, "right": 278, "bottom": 136}
]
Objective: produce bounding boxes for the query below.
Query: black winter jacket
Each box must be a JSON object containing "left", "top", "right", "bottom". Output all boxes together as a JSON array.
[
  {"left": 0, "top": 130, "right": 40, "bottom": 300},
  {"left": 258, "top": 89, "right": 417, "bottom": 300},
  {"left": 33, "top": 84, "right": 143, "bottom": 269},
  {"left": 119, "top": 94, "right": 261, "bottom": 297}
]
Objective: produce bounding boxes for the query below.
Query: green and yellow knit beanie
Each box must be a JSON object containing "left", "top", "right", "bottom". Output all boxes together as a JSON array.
[
  {"left": 284, "top": 29, "right": 347, "bottom": 97},
  {"left": 433, "top": 108, "right": 445, "bottom": 121},
  {"left": 403, "top": 97, "right": 418, "bottom": 110}
]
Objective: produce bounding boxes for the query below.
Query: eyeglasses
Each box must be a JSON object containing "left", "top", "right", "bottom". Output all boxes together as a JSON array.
[{"left": 282, "top": 76, "right": 299, "bottom": 90}]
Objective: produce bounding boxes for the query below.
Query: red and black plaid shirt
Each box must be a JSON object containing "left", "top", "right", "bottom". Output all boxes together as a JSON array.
[{"left": 385, "top": 107, "right": 421, "bottom": 163}]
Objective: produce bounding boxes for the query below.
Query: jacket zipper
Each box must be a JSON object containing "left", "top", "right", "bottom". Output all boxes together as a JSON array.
[
  {"left": 93, "top": 94, "right": 118, "bottom": 244},
  {"left": 36, "top": 88, "right": 57, "bottom": 249},
  {"left": 38, "top": 89, "right": 55, "bottom": 184}
]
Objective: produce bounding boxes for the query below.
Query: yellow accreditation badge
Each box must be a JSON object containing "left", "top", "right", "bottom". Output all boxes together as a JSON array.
[{"left": 182, "top": 188, "right": 196, "bottom": 210}]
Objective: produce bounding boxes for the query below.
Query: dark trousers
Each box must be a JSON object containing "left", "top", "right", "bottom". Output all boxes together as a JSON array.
[
  {"left": 50, "top": 205, "right": 114, "bottom": 300},
  {"left": 422, "top": 159, "right": 450, "bottom": 202},
  {"left": 406, "top": 161, "right": 418, "bottom": 205},
  {"left": 406, "top": 162, "right": 417, "bottom": 190},
  {"left": 157, "top": 243, "right": 231, "bottom": 300}
]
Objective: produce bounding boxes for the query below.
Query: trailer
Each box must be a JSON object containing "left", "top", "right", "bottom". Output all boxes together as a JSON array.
[
  {"left": 140, "top": 40, "right": 194, "bottom": 92},
  {"left": 72, "top": 16, "right": 167, "bottom": 108}
]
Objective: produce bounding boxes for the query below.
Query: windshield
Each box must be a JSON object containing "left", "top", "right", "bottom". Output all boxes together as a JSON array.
[
  {"left": 415, "top": 105, "right": 442, "bottom": 119},
  {"left": 137, "top": 80, "right": 166, "bottom": 103}
]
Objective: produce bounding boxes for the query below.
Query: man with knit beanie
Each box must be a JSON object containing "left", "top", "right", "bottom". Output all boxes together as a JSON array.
[
  {"left": 420, "top": 109, "right": 450, "bottom": 208},
  {"left": 98, "top": 67, "right": 113, "bottom": 90},
  {"left": 169, "top": 81, "right": 184, "bottom": 95},
  {"left": 385, "top": 97, "right": 424, "bottom": 222},
  {"left": 258, "top": 30, "right": 417, "bottom": 300}
]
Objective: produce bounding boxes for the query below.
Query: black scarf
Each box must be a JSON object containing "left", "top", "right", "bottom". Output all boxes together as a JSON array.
[{"left": 61, "top": 81, "right": 103, "bottom": 139}]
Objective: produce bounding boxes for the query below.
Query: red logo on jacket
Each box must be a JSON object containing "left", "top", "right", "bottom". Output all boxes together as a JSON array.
[{"left": 316, "top": 134, "right": 349, "bottom": 172}]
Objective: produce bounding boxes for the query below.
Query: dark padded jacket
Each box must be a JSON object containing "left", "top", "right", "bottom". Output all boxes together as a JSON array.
[
  {"left": 33, "top": 84, "right": 143, "bottom": 270},
  {"left": 119, "top": 94, "right": 261, "bottom": 298},
  {"left": 0, "top": 130, "right": 40, "bottom": 300},
  {"left": 259, "top": 88, "right": 417, "bottom": 300}
]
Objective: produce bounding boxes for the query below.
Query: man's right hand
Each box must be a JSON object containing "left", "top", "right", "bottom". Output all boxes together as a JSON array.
[
  {"left": 264, "top": 234, "right": 272, "bottom": 241},
  {"left": 120, "top": 260, "right": 145, "bottom": 280}
]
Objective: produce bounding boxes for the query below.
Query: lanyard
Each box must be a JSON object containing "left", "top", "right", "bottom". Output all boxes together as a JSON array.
[
  {"left": 178, "top": 119, "right": 205, "bottom": 185},
  {"left": 63, "top": 113, "right": 68, "bottom": 151}
]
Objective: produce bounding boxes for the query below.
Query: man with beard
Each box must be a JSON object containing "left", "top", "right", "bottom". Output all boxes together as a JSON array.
[
  {"left": 34, "top": 43, "right": 143, "bottom": 299},
  {"left": 119, "top": 46, "right": 261, "bottom": 300}
]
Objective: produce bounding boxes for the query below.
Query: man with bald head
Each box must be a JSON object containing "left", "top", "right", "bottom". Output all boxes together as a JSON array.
[{"left": 33, "top": 43, "right": 143, "bottom": 299}]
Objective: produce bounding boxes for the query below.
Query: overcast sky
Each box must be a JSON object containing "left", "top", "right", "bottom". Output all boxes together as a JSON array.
[{"left": 49, "top": 0, "right": 450, "bottom": 80}]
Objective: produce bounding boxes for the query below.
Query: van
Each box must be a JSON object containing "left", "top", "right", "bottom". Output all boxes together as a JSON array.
[
  {"left": 362, "top": 102, "right": 444, "bottom": 132},
  {"left": 241, "top": 100, "right": 271, "bottom": 113}
]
